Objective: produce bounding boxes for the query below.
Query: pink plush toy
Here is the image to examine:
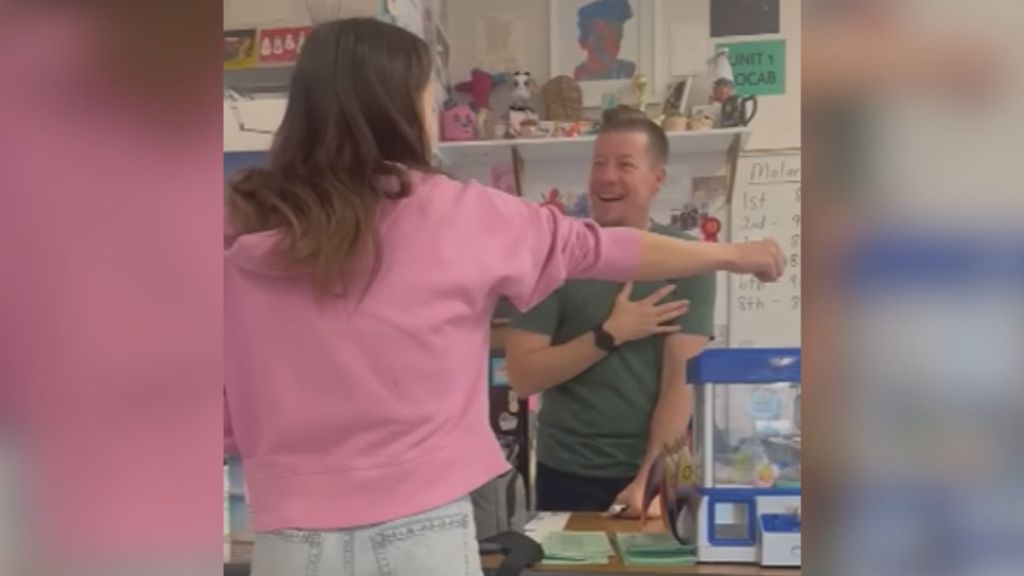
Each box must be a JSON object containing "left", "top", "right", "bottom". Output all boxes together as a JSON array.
[{"left": 440, "top": 101, "right": 476, "bottom": 141}]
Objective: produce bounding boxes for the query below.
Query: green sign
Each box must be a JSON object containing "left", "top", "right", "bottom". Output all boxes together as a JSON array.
[{"left": 715, "top": 40, "right": 786, "bottom": 96}]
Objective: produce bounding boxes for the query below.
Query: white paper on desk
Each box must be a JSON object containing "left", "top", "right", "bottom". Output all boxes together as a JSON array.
[
  {"left": 525, "top": 512, "right": 571, "bottom": 543},
  {"left": 670, "top": 23, "right": 708, "bottom": 76}
]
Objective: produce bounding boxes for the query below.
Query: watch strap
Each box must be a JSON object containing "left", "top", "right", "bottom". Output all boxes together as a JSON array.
[{"left": 593, "top": 324, "right": 618, "bottom": 352}]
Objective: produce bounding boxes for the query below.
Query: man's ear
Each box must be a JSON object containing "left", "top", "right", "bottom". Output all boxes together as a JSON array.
[{"left": 654, "top": 166, "right": 667, "bottom": 190}]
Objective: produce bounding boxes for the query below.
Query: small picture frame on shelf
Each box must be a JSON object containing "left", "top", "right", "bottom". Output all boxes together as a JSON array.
[{"left": 661, "top": 76, "right": 693, "bottom": 118}]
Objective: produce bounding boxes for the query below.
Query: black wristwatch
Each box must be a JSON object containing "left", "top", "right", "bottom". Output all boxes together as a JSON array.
[{"left": 592, "top": 323, "right": 619, "bottom": 352}]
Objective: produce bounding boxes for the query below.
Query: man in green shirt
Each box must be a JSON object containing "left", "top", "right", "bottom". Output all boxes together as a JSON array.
[{"left": 506, "top": 108, "right": 715, "bottom": 517}]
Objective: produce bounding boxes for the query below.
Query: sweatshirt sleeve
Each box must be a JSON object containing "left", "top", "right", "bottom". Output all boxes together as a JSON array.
[
  {"left": 468, "top": 181, "right": 643, "bottom": 311},
  {"left": 224, "top": 389, "right": 239, "bottom": 457}
]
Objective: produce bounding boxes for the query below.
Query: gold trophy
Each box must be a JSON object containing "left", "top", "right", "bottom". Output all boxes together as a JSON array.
[{"left": 632, "top": 73, "right": 649, "bottom": 111}]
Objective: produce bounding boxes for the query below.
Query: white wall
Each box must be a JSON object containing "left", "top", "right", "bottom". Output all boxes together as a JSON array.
[
  {"left": 445, "top": 0, "right": 800, "bottom": 150},
  {"left": 224, "top": 0, "right": 312, "bottom": 28},
  {"left": 224, "top": 0, "right": 384, "bottom": 29}
]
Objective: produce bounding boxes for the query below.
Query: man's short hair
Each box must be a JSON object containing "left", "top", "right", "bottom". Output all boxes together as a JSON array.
[{"left": 599, "top": 105, "right": 669, "bottom": 166}]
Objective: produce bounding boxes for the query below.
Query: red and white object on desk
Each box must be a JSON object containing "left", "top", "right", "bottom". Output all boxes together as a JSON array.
[{"left": 258, "top": 27, "right": 311, "bottom": 64}]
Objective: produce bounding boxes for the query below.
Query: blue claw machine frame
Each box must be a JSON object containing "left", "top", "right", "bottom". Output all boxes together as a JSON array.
[{"left": 685, "top": 348, "right": 801, "bottom": 567}]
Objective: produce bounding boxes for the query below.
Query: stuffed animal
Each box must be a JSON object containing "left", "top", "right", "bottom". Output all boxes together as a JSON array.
[
  {"left": 509, "top": 71, "right": 538, "bottom": 113},
  {"left": 505, "top": 71, "right": 540, "bottom": 137},
  {"left": 440, "top": 100, "right": 476, "bottom": 142},
  {"left": 454, "top": 68, "right": 507, "bottom": 111}
]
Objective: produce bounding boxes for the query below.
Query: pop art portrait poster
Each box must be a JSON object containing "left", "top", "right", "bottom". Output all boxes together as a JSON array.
[{"left": 549, "top": 0, "right": 655, "bottom": 107}]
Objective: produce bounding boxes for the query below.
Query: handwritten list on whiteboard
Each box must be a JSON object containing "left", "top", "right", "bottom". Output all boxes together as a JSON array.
[{"left": 728, "top": 150, "right": 801, "bottom": 348}]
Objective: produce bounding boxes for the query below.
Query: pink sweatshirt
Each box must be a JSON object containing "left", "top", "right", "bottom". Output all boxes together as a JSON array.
[{"left": 224, "top": 171, "right": 641, "bottom": 532}]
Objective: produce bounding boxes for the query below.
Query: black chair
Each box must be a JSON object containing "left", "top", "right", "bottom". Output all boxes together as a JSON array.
[{"left": 479, "top": 531, "right": 544, "bottom": 576}]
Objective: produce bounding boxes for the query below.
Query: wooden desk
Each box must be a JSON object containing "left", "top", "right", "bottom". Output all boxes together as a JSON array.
[
  {"left": 482, "top": 513, "right": 800, "bottom": 576},
  {"left": 224, "top": 513, "right": 799, "bottom": 576}
]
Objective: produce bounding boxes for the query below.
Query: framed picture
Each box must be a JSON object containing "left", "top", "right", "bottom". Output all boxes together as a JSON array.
[
  {"left": 661, "top": 75, "right": 693, "bottom": 117},
  {"left": 549, "top": 0, "right": 655, "bottom": 107}
]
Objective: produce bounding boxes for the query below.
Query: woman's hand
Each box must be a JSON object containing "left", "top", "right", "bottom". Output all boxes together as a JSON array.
[{"left": 729, "top": 239, "right": 787, "bottom": 282}]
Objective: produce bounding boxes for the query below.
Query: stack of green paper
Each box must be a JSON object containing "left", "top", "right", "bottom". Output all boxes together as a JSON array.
[
  {"left": 541, "top": 531, "right": 615, "bottom": 565},
  {"left": 615, "top": 533, "right": 698, "bottom": 566}
]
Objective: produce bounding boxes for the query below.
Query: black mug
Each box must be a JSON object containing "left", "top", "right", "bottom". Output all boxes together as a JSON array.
[{"left": 721, "top": 94, "right": 758, "bottom": 127}]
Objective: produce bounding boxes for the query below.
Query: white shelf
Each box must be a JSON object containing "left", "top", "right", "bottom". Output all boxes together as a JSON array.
[
  {"left": 224, "top": 95, "right": 752, "bottom": 161},
  {"left": 437, "top": 128, "right": 751, "bottom": 167},
  {"left": 436, "top": 139, "right": 517, "bottom": 167}
]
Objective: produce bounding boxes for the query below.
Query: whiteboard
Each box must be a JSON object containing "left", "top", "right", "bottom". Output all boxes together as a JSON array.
[{"left": 728, "top": 149, "right": 801, "bottom": 348}]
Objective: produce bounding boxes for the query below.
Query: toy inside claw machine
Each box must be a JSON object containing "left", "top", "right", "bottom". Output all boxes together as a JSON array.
[{"left": 685, "top": 348, "right": 801, "bottom": 567}]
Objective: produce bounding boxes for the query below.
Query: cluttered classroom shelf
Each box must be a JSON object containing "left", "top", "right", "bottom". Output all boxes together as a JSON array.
[{"left": 436, "top": 128, "right": 753, "bottom": 167}]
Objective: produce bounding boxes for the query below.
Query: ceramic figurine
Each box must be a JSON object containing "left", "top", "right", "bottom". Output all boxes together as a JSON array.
[
  {"left": 708, "top": 49, "right": 735, "bottom": 104},
  {"left": 540, "top": 75, "right": 583, "bottom": 121},
  {"left": 440, "top": 100, "right": 476, "bottom": 142}
]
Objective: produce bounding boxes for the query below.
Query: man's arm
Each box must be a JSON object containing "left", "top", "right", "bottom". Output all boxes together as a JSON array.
[
  {"left": 609, "top": 262, "right": 716, "bottom": 518},
  {"left": 506, "top": 289, "right": 603, "bottom": 398},
  {"left": 606, "top": 333, "right": 709, "bottom": 519},
  {"left": 638, "top": 265, "right": 717, "bottom": 483},
  {"left": 638, "top": 333, "right": 709, "bottom": 479},
  {"left": 506, "top": 283, "right": 688, "bottom": 397},
  {"left": 505, "top": 328, "right": 609, "bottom": 398}
]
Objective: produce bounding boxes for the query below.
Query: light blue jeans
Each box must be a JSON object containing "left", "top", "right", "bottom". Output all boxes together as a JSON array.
[{"left": 251, "top": 497, "right": 483, "bottom": 576}]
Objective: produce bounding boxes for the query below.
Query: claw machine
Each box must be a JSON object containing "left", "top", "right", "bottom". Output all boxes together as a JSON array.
[{"left": 685, "top": 348, "right": 801, "bottom": 567}]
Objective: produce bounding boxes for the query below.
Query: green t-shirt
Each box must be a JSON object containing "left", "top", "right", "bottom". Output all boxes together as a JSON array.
[{"left": 510, "top": 224, "right": 715, "bottom": 479}]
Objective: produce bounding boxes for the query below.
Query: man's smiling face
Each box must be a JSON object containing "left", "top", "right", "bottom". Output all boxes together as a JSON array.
[{"left": 588, "top": 130, "right": 665, "bottom": 228}]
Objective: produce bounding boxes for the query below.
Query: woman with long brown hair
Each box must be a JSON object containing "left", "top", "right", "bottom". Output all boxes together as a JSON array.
[{"left": 224, "top": 17, "right": 784, "bottom": 576}]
